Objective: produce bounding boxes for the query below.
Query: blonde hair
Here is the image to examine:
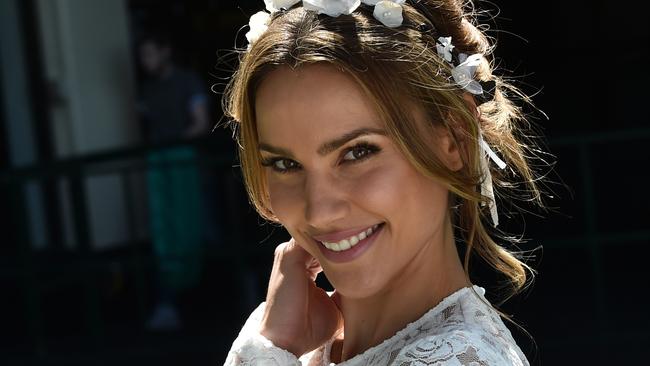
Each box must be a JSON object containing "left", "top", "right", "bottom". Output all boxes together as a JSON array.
[{"left": 223, "top": 0, "right": 549, "bottom": 304}]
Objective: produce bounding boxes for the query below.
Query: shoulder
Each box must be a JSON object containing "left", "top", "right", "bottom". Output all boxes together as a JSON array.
[
  {"left": 394, "top": 328, "right": 527, "bottom": 366},
  {"left": 390, "top": 287, "right": 530, "bottom": 365}
]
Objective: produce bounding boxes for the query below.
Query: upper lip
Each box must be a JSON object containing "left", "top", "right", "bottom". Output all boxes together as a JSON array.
[{"left": 310, "top": 224, "right": 381, "bottom": 243}]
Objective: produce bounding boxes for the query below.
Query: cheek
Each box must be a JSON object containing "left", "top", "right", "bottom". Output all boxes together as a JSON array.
[
  {"left": 346, "top": 165, "right": 402, "bottom": 212},
  {"left": 347, "top": 160, "right": 448, "bottom": 227},
  {"left": 399, "top": 172, "right": 448, "bottom": 232},
  {"left": 267, "top": 176, "right": 302, "bottom": 224}
]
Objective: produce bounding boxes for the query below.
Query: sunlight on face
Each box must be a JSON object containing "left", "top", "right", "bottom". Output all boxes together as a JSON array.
[{"left": 255, "top": 64, "right": 451, "bottom": 298}]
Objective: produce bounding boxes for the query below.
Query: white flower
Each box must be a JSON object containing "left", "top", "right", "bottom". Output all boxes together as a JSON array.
[
  {"left": 372, "top": 1, "right": 404, "bottom": 28},
  {"left": 245, "top": 11, "right": 272, "bottom": 49},
  {"left": 451, "top": 53, "right": 484, "bottom": 95},
  {"left": 361, "top": 0, "right": 405, "bottom": 5},
  {"left": 303, "top": 0, "right": 361, "bottom": 17},
  {"left": 264, "top": 0, "right": 301, "bottom": 13},
  {"left": 436, "top": 36, "right": 454, "bottom": 63},
  {"left": 478, "top": 132, "right": 506, "bottom": 228}
]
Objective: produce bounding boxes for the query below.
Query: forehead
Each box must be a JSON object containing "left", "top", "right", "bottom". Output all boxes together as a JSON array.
[{"left": 254, "top": 64, "right": 382, "bottom": 145}]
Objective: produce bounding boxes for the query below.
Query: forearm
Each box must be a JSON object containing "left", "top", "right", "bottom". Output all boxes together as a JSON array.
[{"left": 224, "top": 303, "right": 302, "bottom": 366}]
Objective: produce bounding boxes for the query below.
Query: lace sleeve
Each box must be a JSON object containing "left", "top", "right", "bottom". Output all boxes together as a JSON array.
[
  {"left": 224, "top": 302, "right": 302, "bottom": 366},
  {"left": 392, "top": 330, "right": 526, "bottom": 366}
]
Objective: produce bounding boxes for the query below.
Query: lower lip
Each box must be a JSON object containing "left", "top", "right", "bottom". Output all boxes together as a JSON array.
[{"left": 315, "top": 223, "right": 384, "bottom": 264}]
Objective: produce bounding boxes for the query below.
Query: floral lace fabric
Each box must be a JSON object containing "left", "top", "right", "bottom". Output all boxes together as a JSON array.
[{"left": 224, "top": 286, "right": 529, "bottom": 366}]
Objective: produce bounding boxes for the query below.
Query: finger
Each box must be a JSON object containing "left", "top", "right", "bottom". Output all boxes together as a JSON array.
[
  {"left": 287, "top": 238, "right": 322, "bottom": 270},
  {"left": 287, "top": 238, "right": 311, "bottom": 257},
  {"left": 276, "top": 238, "right": 312, "bottom": 264},
  {"left": 306, "top": 257, "right": 323, "bottom": 281}
]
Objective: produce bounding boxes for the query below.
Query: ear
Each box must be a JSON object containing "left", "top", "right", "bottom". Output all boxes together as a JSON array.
[
  {"left": 433, "top": 125, "right": 464, "bottom": 172},
  {"left": 410, "top": 99, "right": 467, "bottom": 172},
  {"left": 435, "top": 92, "right": 481, "bottom": 172},
  {"left": 461, "top": 92, "right": 481, "bottom": 119}
]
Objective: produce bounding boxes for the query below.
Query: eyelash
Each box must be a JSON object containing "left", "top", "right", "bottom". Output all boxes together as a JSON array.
[{"left": 260, "top": 142, "right": 381, "bottom": 174}]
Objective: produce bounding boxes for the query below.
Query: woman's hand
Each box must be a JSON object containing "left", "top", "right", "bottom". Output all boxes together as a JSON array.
[{"left": 259, "top": 239, "right": 343, "bottom": 357}]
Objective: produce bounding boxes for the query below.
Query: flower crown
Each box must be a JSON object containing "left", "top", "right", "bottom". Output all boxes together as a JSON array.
[
  {"left": 247, "top": 1, "right": 495, "bottom": 100},
  {"left": 244, "top": 0, "right": 506, "bottom": 227}
]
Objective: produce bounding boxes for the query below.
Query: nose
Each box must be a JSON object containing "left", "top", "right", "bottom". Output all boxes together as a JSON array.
[{"left": 303, "top": 171, "right": 349, "bottom": 229}]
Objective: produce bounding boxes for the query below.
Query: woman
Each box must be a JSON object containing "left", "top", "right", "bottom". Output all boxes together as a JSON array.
[{"left": 223, "top": 1, "right": 548, "bottom": 364}]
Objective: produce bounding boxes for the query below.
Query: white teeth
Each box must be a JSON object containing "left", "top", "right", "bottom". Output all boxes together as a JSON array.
[{"left": 321, "top": 224, "right": 381, "bottom": 252}]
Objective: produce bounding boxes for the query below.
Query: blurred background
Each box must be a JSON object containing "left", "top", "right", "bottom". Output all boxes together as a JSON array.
[{"left": 0, "top": 0, "right": 648, "bottom": 365}]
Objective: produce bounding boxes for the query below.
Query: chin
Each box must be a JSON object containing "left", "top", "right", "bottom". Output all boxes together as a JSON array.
[{"left": 323, "top": 267, "right": 385, "bottom": 300}]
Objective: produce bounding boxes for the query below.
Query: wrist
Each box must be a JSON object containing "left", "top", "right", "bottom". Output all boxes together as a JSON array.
[{"left": 259, "top": 325, "right": 305, "bottom": 357}]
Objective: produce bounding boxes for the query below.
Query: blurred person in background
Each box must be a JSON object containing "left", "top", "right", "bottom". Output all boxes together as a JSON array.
[{"left": 137, "top": 30, "right": 209, "bottom": 331}]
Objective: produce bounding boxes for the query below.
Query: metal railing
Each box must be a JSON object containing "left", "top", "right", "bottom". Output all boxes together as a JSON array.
[
  {"left": 1, "top": 136, "right": 268, "bottom": 361},
  {"left": 2, "top": 127, "right": 649, "bottom": 363}
]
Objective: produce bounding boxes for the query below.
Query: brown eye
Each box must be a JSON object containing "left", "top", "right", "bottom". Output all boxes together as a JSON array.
[
  {"left": 274, "top": 159, "right": 299, "bottom": 171},
  {"left": 261, "top": 156, "right": 301, "bottom": 173},
  {"left": 343, "top": 147, "right": 368, "bottom": 160},
  {"left": 342, "top": 143, "right": 380, "bottom": 162}
]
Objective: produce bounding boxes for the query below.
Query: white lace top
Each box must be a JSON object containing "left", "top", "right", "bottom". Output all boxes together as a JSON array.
[{"left": 224, "top": 285, "right": 529, "bottom": 365}]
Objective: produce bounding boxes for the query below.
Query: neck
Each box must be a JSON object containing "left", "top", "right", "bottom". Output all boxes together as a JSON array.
[{"left": 332, "top": 214, "right": 469, "bottom": 363}]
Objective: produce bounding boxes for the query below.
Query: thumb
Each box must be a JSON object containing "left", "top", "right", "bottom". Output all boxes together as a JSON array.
[{"left": 306, "top": 257, "right": 323, "bottom": 281}]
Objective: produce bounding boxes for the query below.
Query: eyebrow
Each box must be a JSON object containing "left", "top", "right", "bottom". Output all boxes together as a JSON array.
[{"left": 258, "top": 127, "right": 386, "bottom": 157}]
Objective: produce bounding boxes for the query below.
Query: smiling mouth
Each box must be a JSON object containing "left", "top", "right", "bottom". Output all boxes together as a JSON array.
[{"left": 317, "top": 223, "right": 384, "bottom": 252}]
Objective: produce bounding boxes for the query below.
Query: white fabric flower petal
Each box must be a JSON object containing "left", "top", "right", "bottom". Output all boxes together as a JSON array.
[
  {"left": 479, "top": 150, "right": 499, "bottom": 227},
  {"left": 303, "top": 0, "right": 361, "bottom": 17},
  {"left": 463, "top": 80, "right": 484, "bottom": 94},
  {"left": 373, "top": 1, "right": 403, "bottom": 28},
  {"left": 246, "top": 11, "right": 272, "bottom": 48},
  {"left": 480, "top": 138, "right": 507, "bottom": 170},
  {"left": 452, "top": 53, "right": 484, "bottom": 94},
  {"left": 436, "top": 37, "right": 454, "bottom": 63},
  {"left": 264, "top": 0, "right": 301, "bottom": 13},
  {"left": 362, "top": 0, "right": 405, "bottom": 5},
  {"left": 478, "top": 133, "right": 506, "bottom": 227}
]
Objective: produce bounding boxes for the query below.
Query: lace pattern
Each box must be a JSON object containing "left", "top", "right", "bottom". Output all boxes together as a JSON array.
[
  {"left": 224, "top": 302, "right": 301, "bottom": 366},
  {"left": 224, "top": 286, "right": 529, "bottom": 366}
]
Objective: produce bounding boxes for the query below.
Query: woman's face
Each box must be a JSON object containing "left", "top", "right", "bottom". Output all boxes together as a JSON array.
[{"left": 255, "top": 64, "right": 456, "bottom": 298}]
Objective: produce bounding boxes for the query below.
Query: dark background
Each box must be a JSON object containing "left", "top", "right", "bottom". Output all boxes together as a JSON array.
[{"left": 1, "top": 0, "right": 648, "bottom": 365}]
